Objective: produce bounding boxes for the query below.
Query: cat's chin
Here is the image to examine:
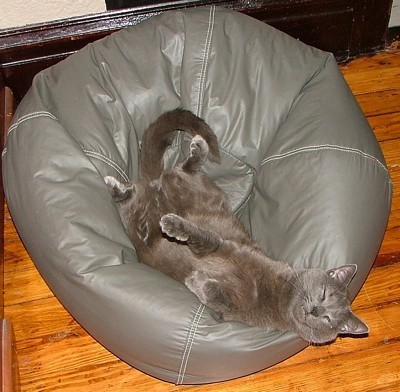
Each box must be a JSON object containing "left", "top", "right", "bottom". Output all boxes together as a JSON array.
[{"left": 295, "top": 324, "right": 339, "bottom": 345}]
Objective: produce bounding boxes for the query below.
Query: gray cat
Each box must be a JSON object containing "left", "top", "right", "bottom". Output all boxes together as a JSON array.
[{"left": 104, "top": 108, "right": 369, "bottom": 344}]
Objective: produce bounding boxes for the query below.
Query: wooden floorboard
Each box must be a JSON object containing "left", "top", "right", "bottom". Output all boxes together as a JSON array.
[
  {"left": 4, "top": 44, "right": 400, "bottom": 391},
  {"left": 340, "top": 44, "right": 400, "bottom": 269}
]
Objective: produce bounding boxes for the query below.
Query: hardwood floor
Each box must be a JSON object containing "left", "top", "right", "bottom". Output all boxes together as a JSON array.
[
  {"left": 341, "top": 41, "right": 400, "bottom": 269},
  {"left": 4, "top": 43, "right": 400, "bottom": 391}
]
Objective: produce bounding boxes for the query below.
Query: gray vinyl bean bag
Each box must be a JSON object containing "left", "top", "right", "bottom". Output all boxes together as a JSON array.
[{"left": 3, "top": 7, "right": 392, "bottom": 384}]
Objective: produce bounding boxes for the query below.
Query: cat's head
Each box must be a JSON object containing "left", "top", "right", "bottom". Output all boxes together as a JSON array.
[{"left": 288, "top": 264, "right": 369, "bottom": 344}]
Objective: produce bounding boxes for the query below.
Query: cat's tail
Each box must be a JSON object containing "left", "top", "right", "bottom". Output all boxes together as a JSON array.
[{"left": 139, "top": 108, "right": 221, "bottom": 180}]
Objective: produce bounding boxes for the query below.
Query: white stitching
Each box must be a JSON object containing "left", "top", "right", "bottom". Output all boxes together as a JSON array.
[
  {"left": 5, "top": 112, "right": 130, "bottom": 182},
  {"left": 7, "top": 111, "right": 58, "bottom": 136},
  {"left": 83, "top": 149, "right": 130, "bottom": 182},
  {"left": 195, "top": 6, "right": 215, "bottom": 117},
  {"left": 261, "top": 144, "right": 389, "bottom": 174},
  {"left": 176, "top": 303, "right": 205, "bottom": 385}
]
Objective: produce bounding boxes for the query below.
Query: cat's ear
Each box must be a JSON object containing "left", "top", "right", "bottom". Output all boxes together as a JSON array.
[
  {"left": 328, "top": 264, "right": 357, "bottom": 286},
  {"left": 339, "top": 310, "right": 369, "bottom": 335},
  {"left": 104, "top": 176, "right": 135, "bottom": 202}
]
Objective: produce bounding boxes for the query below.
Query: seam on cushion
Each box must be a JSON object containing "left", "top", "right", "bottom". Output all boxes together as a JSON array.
[
  {"left": 83, "top": 149, "right": 130, "bottom": 182},
  {"left": 171, "top": 140, "right": 257, "bottom": 176},
  {"left": 195, "top": 6, "right": 215, "bottom": 117},
  {"left": 3, "top": 111, "right": 59, "bottom": 157},
  {"left": 169, "top": 141, "right": 256, "bottom": 213},
  {"left": 261, "top": 144, "right": 390, "bottom": 175},
  {"left": 278, "top": 54, "right": 333, "bottom": 137},
  {"left": 217, "top": 146, "right": 257, "bottom": 212},
  {"left": 7, "top": 111, "right": 59, "bottom": 137},
  {"left": 176, "top": 303, "right": 205, "bottom": 385}
]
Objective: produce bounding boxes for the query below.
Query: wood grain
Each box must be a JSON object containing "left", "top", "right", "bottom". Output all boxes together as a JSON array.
[
  {"left": 341, "top": 49, "right": 400, "bottom": 267},
  {"left": 3, "top": 45, "right": 400, "bottom": 391},
  {"left": 1, "top": 319, "right": 20, "bottom": 392}
]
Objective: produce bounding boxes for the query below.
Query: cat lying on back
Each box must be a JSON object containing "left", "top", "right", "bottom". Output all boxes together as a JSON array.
[{"left": 104, "top": 108, "right": 369, "bottom": 344}]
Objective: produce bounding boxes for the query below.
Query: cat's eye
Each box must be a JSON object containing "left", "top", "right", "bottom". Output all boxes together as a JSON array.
[{"left": 321, "top": 285, "right": 326, "bottom": 301}]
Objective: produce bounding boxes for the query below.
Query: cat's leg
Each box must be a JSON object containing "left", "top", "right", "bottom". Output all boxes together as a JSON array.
[
  {"left": 181, "top": 135, "right": 209, "bottom": 172},
  {"left": 185, "top": 271, "right": 232, "bottom": 317},
  {"left": 160, "top": 213, "right": 220, "bottom": 257},
  {"left": 104, "top": 176, "right": 135, "bottom": 202}
]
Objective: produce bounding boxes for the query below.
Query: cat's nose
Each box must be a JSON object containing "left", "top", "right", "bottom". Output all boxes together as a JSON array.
[{"left": 310, "top": 305, "right": 325, "bottom": 317}]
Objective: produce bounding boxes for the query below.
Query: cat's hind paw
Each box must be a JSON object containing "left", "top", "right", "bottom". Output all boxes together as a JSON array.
[
  {"left": 185, "top": 271, "right": 230, "bottom": 317},
  {"left": 190, "top": 135, "right": 209, "bottom": 158},
  {"left": 182, "top": 135, "right": 209, "bottom": 172},
  {"left": 104, "top": 176, "right": 135, "bottom": 201},
  {"left": 160, "top": 214, "right": 189, "bottom": 242}
]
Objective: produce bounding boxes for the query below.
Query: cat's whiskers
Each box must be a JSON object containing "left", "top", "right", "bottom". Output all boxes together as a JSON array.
[
  {"left": 287, "top": 265, "right": 308, "bottom": 302},
  {"left": 363, "top": 286, "right": 395, "bottom": 331},
  {"left": 286, "top": 277, "right": 308, "bottom": 303}
]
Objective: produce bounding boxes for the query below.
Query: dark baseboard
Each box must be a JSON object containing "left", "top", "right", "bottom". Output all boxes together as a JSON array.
[
  {"left": 387, "top": 26, "right": 400, "bottom": 44},
  {"left": 0, "top": 0, "right": 393, "bottom": 103}
]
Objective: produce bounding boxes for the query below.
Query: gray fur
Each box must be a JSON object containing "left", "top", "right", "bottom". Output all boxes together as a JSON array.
[{"left": 105, "top": 109, "right": 369, "bottom": 344}]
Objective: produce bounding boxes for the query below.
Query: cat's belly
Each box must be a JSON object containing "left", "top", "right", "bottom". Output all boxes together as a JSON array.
[{"left": 137, "top": 238, "right": 197, "bottom": 283}]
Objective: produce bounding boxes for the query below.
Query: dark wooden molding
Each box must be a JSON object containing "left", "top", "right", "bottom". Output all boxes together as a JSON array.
[
  {"left": 350, "top": 0, "right": 393, "bottom": 56},
  {"left": 0, "top": 0, "right": 394, "bottom": 103},
  {"left": 387, "top": 26, "right": 400, "bottom": 44}
]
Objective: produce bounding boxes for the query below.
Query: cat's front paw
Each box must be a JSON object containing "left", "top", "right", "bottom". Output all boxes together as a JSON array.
[{"left": 160, "top": 214, "right": 189, "bottom": 241}]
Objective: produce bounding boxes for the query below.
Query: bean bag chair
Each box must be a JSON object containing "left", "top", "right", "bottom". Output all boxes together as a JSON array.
[{"left": 3, "top": 6, "right": 392, "bottom": 384}]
